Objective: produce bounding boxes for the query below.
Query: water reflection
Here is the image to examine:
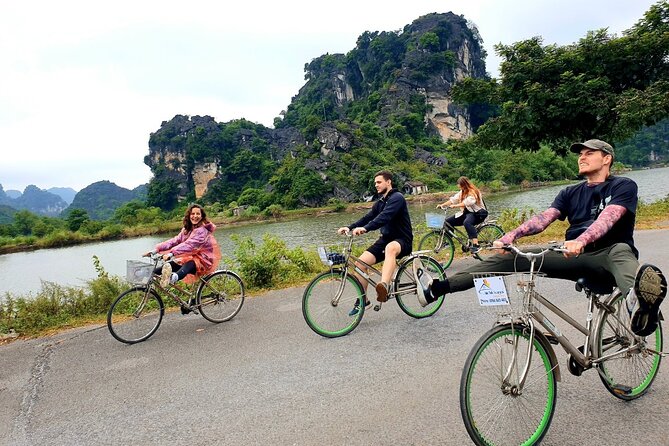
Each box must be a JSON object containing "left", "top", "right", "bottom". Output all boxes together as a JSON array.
[{"left": 1, "top": 167, "right": 668, "bottom": 296}]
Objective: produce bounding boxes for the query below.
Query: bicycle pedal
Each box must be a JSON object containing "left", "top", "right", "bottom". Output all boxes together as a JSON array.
[{"left": 610, "top": 384, "right": 632, "bottom": 396}]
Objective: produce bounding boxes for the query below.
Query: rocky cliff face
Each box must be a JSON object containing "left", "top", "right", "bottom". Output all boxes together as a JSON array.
[
  {"left": 294, "top": 12, "right": 487, "bottom": 141},
  {"left": 146, "top": 115, "right": 308, "bottom": 200},
  {"left": 145, "top": 12, "right": 486, "bottom": 202}
]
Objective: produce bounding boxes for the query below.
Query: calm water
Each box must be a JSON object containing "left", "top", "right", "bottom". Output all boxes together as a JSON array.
[{"left": 2, "top": 167, "right": 668, "bottom": 297}]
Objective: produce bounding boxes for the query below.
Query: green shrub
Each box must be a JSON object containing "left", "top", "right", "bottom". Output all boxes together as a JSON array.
[
  {"left": 99, "top": 224, "right": 124, "bottom": 238},
  {"left": 327, "top": 198, "right": 347, "bottom": 212},
  {"left": 231, "top": 234, "right": 321, "bottom": 289},
  {"left": 497, "top": 208, "right": 536, "bottom": 232},
  {"left": 232, "top": 234, "right": 284, "bottom": 288},
  {"left": 263, "top": 204, "right": 284, "bottom": 218}
]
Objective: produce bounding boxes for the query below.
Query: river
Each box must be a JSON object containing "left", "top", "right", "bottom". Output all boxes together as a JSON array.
[{"left": 1, "top": 167, "right": 668, "bottom": 297}]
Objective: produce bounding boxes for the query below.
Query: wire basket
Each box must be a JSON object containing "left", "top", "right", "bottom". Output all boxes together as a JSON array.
[
  {"left": 471, "top": 272, "right": 545, "bottom": 318},
  {"left": 425, "top": 213, "right": 446, "bottom": 229},
  {"left": 126, "top": 260, "right": 154, "bottom": 285},
  {"left": 317, "top": 246, "right": 347, "bottom": 267}
]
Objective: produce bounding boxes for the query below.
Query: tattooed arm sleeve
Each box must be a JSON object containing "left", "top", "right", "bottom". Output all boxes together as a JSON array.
[
  {"left": 498, "top": 208, "right": 562, "bottom": 245},
  {"left": 574, "top": 204, "right": 626, "bottom": 246}
]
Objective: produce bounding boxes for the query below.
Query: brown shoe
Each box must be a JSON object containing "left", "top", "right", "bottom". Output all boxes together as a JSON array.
[{"left": 375, "top": 282, "right": 389, "bottom": 302}]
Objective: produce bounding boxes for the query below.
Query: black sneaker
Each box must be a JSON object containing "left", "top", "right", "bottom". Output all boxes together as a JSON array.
[
  {"left": 181, "top": 298, "right": 196, "bottom": 315},
  {"left": 348, "top": 299, "right": 371, "bottom": 316},
  {"left": 630, "top": 264, "right": 667, "bottom": 336}
]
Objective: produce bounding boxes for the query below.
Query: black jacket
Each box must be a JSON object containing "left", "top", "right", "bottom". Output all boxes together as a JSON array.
[{"left": 348, "top": 189, "right": 413, "bottom": 243}]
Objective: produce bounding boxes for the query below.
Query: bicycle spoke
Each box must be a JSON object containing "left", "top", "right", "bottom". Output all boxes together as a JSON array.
[
  {"left": 395, "top": 255, "right": 445, "bottom": 319},
  {"left": 107, "top": 287, "right": 163, "bottom": 344},
  {"left": 461, "top": 325, "right": 556, "bottom": 446},
  {"left": 302, "top": 271, "right": 364, "bottom": 337},
  {"left": 596, "top": 293, "right": 662, "bottom": 400},
  {"left": 197, "top": 271, "right": 245, "bottom": 323}
]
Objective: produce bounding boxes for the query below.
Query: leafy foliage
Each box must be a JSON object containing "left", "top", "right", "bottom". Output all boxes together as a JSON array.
[
  {"left": 452, "top": 1, "right": 669, "bottom": 151},
  {"left": 230, "top": 234, "right": 320, "bottom": 289}
]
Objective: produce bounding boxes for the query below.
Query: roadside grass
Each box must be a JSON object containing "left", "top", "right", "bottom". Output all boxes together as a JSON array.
[{"left": 1, "top": 199, "right": 667, "bottom": 343}]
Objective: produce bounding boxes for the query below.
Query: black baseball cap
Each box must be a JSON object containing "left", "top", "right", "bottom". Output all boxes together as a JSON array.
[{"left": 569, "top": 139, "right": 614, "bottom": 157}]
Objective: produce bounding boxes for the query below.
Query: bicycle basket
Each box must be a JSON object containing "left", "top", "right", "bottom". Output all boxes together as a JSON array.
[
  {"left": 317, "top": 246, "right": 346, "bottom": 266},
  {"left": 470, "top": 272, "right": 545, "bottom": 317},
  {"left": 425, "top": 213, "right": 445, "bottom": 229},
  {"left": 126, "top": 260, "right": 154, "bottom": 285}
]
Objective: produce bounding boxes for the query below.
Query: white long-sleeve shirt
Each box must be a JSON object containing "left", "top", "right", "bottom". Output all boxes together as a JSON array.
[{"left": 449, "top": 191, "right": 485, "bottom": 217}]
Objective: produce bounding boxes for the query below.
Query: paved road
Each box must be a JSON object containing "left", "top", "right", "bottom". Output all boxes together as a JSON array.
[{"left": 1, "top": 230, "right": 668, "bottom": 446}]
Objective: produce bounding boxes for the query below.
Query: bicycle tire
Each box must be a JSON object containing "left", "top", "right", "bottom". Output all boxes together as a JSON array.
[
  {"left": 302, "top": 270, "right": 365, "bottom": 338},
  {"left": 107, "top": 286, "right": 164, "bottom": 344},
  {"left": 418, "top": 230, "right": 455, "bottom": 269},
  {"left": 474, "top": 224, "right": 505, "bottom": 261},
  {"left": 197, "top": 270, "right": 245, "bottom": 323},
  {"left": 460, "top": 323, "right": 557, "bottom": 446},
  {"left": 595, "top": 292, "right": 663, "bottom": 400},
  {"left": 395, "top": 255, "right": 446, "bottom": 318}
]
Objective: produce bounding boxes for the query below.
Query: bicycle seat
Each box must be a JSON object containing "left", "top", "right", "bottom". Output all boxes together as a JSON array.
[{"left": 575, "top": 277, "right": 615, "bottom": 294}]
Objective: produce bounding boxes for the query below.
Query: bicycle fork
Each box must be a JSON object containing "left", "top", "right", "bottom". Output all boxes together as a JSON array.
[{"left": 504, "top": 320, "right": 536, "bottom": 395}]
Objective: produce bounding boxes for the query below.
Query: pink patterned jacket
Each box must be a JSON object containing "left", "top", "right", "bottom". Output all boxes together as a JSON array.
[{"left": 154, "top": 222, "right": 220, "bottom": 277}]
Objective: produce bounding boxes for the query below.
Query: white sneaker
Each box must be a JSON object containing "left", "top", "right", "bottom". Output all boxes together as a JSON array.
[
  {"left": 169, "top": 273, "right": 178, "bottom": 285},
  {"left": 159, "top": 263, "right": 172, "bottom": 288},
  {"left": 413, "top": 259, "right": 434, "bottom": 307}
]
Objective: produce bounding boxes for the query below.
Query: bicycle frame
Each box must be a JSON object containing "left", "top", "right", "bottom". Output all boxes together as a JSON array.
[
  {"left": 140, "top": 256, "right": 213, "bottom": 313},
  {"left": 326, "top": 235, "right": 431, "bottom": 308},
  {"left": 436, "top": 209, "right": 496, "bottom": 249},
  {"left": 494, "top": 246, "right": 658, "bottom": 390}
]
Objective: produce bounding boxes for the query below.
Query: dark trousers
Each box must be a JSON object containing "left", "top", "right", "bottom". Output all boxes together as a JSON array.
[
  {"left": 154, "top": 260, "right": 197, "bottom": 281},
  {"left": 446, "top": 209, "right": 488, "bottom": 239},
  {"left": 447, "top": 243, "right": 638, "bottom": 296}
]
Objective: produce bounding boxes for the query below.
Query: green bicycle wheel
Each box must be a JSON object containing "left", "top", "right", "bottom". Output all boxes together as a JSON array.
[
  {"left": 475, "top": 224, "right": 505, "bottom": 261},
  {"left": 418, "top": 230, "right": 455, "bottom": 269},
  {"left": 302, "top": 270, "right": 365, "bottom": 338},
  {"left": 460, "top": 324, "right": 557, "bottom": 446},
  {"left": 395, "top": 255, "right": 446, "bottom": 318},
  {"left": 596, "top": 292, "right": 663, "bottom": 400}
]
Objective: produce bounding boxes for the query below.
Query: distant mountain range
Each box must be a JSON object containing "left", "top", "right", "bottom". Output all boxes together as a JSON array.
[
  {"left": 0, "top": 182, "right": 147, "bottom": 220},
  {"left": 3, "top": 186, "right": 77, "bottom": 204},
  {"left": 66, "top": 181, "right": 147, "bottom": 220}
]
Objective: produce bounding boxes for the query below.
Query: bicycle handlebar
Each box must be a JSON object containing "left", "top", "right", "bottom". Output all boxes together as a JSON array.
[
  {"left": 500, "top": 244, "right": 568, "bottom": 258},
  {"left": 144, "top": 252, "right": 170, "bottom": 262}
]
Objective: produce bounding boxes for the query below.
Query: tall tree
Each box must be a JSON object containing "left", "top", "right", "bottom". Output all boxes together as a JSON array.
[{"left": 452, "top": 0, "right": 669, "bottom": 150}]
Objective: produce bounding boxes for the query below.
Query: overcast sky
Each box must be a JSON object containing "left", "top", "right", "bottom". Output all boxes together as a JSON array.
[{"left": 0, "top": 0, "right": 658, "bottom": 192}]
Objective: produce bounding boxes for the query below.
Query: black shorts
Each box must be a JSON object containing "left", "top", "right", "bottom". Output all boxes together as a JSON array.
[{"left": 366, "top": 238, "right": 412, "bottom": 263}]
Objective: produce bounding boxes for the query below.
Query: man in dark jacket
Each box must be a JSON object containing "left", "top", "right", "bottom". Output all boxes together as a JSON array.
[{"left": 338, "top": 170, "right": 413, "bottom": 315}]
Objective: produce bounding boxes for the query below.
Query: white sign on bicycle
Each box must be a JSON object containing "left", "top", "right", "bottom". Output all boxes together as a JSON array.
[{"left": 474, "top": 276, "right": 510, "bottom": 306}]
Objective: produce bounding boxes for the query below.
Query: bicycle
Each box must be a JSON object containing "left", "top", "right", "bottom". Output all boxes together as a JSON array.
[
  {"left": 301, "top": 234, "right": 446, "bottom": 338},
  {"left": 107, "top": 253, "right": 245, "bottom": 344},
  {"left": 418, "top": 209, "right": 504, "bottom": 268},
  {"left": 459, "top": 245, "right": 664, "bottom": 446}
]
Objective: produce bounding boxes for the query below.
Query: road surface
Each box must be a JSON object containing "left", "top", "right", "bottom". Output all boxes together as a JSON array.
[{"left": 1, "top": 230, "right": 668, "bottom": 445}]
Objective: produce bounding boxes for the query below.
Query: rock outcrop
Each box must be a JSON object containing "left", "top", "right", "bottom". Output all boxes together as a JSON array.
[{"left": 145, "top": 12, "right": 487, "bottom": 202}]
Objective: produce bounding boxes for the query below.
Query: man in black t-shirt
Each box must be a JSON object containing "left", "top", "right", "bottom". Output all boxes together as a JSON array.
[
  {"left": 421, "top": 139, "right": 666, "bottom": 336},
  {"left": 338, "top": 170, "right": 413, "bottom": 315}
]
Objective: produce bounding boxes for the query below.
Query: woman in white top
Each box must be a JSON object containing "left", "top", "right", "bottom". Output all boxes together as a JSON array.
[{"left": 437, "top": 176, "right": 488, "bottom": 253}]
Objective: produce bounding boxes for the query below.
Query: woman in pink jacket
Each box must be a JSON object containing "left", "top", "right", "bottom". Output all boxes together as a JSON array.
[{"left": 146, "top": 204, "right": 221, "bottom": 298}]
